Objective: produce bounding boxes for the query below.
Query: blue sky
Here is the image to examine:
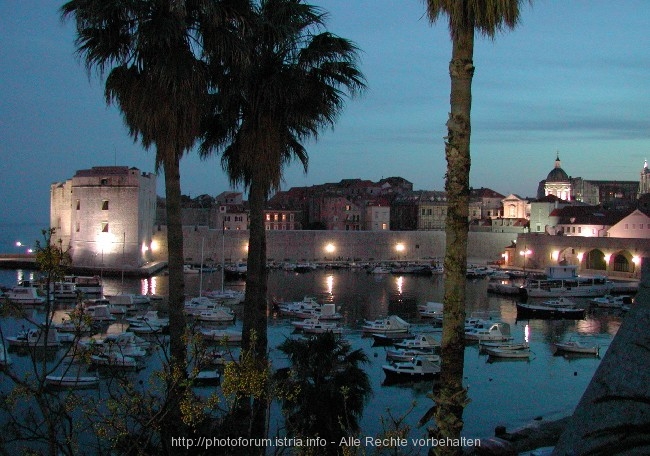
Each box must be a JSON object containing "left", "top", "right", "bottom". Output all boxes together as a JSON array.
[{"left": 1, "top": 0, "right": 649, "bottom": 225}]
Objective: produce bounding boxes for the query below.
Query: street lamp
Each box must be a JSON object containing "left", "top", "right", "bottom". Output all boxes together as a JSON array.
[
  {"left": 520, "top": 248, "right": 532, "bottom": 273},
  {"left": 395, "top": 243, "right": 405, "bottom": 261}
]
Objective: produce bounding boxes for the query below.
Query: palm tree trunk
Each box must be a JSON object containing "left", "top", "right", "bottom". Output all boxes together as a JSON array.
[
  {"left": 242, "top": 177, "right": 269, "bottom": 448},
  {"left": 161, "top": 149, "right": 188, "bottom": 453},
  {"left": 431, "top": 26, "right": 474, "bottom": 456},
  {"left": 162, "top": 150, "right": 187, "bottom": 368}
]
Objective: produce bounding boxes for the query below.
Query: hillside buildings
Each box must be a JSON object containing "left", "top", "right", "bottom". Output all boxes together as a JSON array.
[{"left": 50, "top": 166, "right": 157, "bottom": 270}]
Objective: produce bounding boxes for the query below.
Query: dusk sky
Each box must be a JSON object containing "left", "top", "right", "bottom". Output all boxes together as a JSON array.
[{"left": 1, "top": 0, "right": 649, "bottom": 225}]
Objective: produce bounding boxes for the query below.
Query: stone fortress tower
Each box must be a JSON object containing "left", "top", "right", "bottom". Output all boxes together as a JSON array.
[{"left": 50, "top": 166, "right": 157, "bottom": 270}]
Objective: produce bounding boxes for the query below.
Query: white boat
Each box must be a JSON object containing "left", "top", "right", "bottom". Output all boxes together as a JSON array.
[
  {"left": 194, "top": 369, "right": 221, "bottom": 386},
  {"left": 521, "top": 265, "right": 613, "bottom": 298},
  {"left": 196, "top": 307, "right": 236, "bottom": 323},
  {"left": 6, "top": 328, "right": 61, "bottom": 348},
  {"left": 479, "top": 341, "right": 529, "bottom": 352},
  {"left": 275, "top": 296, "right": 321, "bottom": 317},
  {"left": 55, "top": 317, "right": 92, "bottom": 334},
  {"left": 393, "top": 334, "right": 440, "bottom": 351},
  {"left": 199, "top": 329, "right": 243, "bottom": 344},
  {"left": 184, "top": 296, "right": 233, "bottom": 317},
  {"left": 45, "top": 374, "right": 100, "bottom": 389},
  {"left": 418, "top": 301, "right": 444, "bottom": 319},
  {"left": 553, "top": 340, "right": 599, "bottom": 356},
  {"left": 485, "top": 347, "right": 532, "bottom": 359},
  {"left": 386, "top": 348, "right": 440, "bottom": 363},
  {"left": 302, "top": 322, "right": 344, "bottom": 335},
  {"left": 465, "top": 322, "right": 512, "bottom": 342},
  {"left": 361, "top": 315, "right": 410, "bottom": 334},
  {"left": 382, "top": 356, "right": 441, "bottom": 382},
  {"left": 83, "top": 305, "right": 117, "bottom": 322},
  {"left": 516, "top": 298, "right": 586, "bottom": 320},
  {"left": 589, "top": 294, "right": 633, "bottom": 309},
  {"left": 6, "top": 285, "right": 46, "bottom": 305},
  {"left": 90, "top": 352, "right": 140, "bottom": 369},
  {"left": 65, "top": 275, "right": 103, "bottom": 295},
  {"left": 52, "top": 281, "right": 78, "bottom": 300},
  {"left": 291, "top": 317, "right": 323, "bottom": 330}
]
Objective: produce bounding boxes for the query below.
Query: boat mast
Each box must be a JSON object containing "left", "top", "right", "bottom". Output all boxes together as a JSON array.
[{"left": 199, "top": 237, "right": 204, "bottom": 297}]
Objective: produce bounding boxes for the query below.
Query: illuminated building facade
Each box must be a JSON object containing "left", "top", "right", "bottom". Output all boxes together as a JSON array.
[{"left": 50, "top": 166, "right": 157, "bottom": 270}]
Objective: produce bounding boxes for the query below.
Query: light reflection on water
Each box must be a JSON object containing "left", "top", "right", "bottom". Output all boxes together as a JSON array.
[{"left": 0, "top": 267, "right": 622, "bottom": 444}]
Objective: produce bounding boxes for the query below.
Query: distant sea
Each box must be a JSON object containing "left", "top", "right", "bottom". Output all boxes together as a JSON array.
[{"left": 0, "top": 221, "right": 49, "bottom": 254}]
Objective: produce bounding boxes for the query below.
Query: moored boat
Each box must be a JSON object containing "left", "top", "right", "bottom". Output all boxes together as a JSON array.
[
  {"left": 589, "top": 294, "right": 633, "bottom": 309},
  {"left": 484, "top": 347, "right": 531, "bottom": 359},
  {"left": 520, "top": 265, "right": 613, "bottom": 298},
  {"left": 382, "top": 356, "right": 441, "bottom": 383},
  {"left": 465, "top": 322, "right": 512, "bottom": 342},
  {"left": 45, "top": 374, "right": 100, "bottom": 389},
  {"left": 361, "top": 315, "right": 410, "bottom": 334},
  {"left": 516, "top": 298, "right": 585, "bottom": 320},
  {"left": 552, "top": 340, "right": 599, "bottom": 356}
]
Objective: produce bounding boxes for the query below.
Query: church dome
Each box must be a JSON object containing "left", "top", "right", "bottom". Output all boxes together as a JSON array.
[{"left": 546, "top": 154, "right": 569, "bottom": 182}]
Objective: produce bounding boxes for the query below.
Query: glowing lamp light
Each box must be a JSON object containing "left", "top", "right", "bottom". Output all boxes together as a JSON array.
[
  {"left": 551, "top": 251, "right": 560, "bottom": 261},
  {"left": 577, "top": 252, "right": 584, "bottom": 262},
  {"left": 395, "top": 243, "right": 405, "bottom": 252},
  {"left": 325, "top": 243, "right": 335, "bottom": 254},
  {"left": 244, "top": 243, "right": 249, "bottom": 252},
  {"left": 604, "top": 253, "right": 611, "bottom": 263},
  {"left": 141, "top": 243, "right": 149, "bottom": 253},
  {"left": 150, "top": 240, "right": 159, "bottom": 251},
  {"left": 632, "top": 256, "right": 640, "bottom": 265},
  {"left": 15, "top": 241, "right": 22, "bottom": 247}
]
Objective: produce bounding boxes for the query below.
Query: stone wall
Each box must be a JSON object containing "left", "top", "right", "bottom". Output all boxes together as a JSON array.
[{"left": 150, "top": 227, "right": 515, "bottom": 264}]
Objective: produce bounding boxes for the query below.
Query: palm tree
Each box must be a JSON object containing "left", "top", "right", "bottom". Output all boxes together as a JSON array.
[
  {"left": 275, "top": 332, "right": 371, "bottom": 455},
  {"left": 61, "top": 1, "right": 244, "bottom": 451},
  {"left": 422, "top": 1, "right": 529, "bottom": 452},
  {"left": 200, "top": 0, "right": 363, "bottom": 444},
  {"left": 201, "top": 0, "right": 364, "bottom": 358}
]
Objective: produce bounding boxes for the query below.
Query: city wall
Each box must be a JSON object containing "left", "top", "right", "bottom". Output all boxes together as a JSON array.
[{"left": 150, "top": 227, "right": 515, "bottom": 265}]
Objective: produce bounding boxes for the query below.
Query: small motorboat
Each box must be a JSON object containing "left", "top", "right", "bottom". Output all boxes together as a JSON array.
[
  {"left": 393, "top": 334, "right": 440, "bottom": 351},
  {"left": 361, "top": 315, "right": 410, "bottom": 334},
  {"left": 553, "top": 340, "right": 599, "bottom": 356},
  {"left": 45, "top": 375, "right": 100, "bottom": 389},
  {"left": 382, "top": 356, "right": 441, "bottom": 383},
  {"left": 193, "top": 369, "right": 221, "bottom": 386},
  {"left": 465, "top": 322, "right": 513, "bottom": 342},
  {"left": 386, "top": 348, "right": 440, "bottom": 363},
  {"left": 589, "top": 294, "right": 633, "bottom": 309},
  {"left": 484, "top": 347, "right": 532, "bottom": 359}
]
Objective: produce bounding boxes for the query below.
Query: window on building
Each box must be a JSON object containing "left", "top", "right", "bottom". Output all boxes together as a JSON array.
[
  {"left": 100, "top": 178, "right": 109, "bottom": 185},
  {"left": 101, "top": 222, "right": 109, "bottom": 233},
  {"left": 578, "top": 227, "right": 581, "bottom": 234},
  {"left": 274, "top": 214, "right": 279, "bottom": 221},
  {"left": 282, "top": 214, "right": 286, "bottom": 221},
  {"left": 76, "top": 200, "right": 80, "bottom": 210},
  {"left": 625, "top": 224, "right": 629, "bottom": 229},
  {"left": 75, "top": 222, "right": 80, "bottom": 232},
  {"left": 102, "top": 200, "right": 109, "bottom": 210},
  {"left": 381, "top": 223, "right": 387, "bottom": 230},
  {"left": 290, "top": 214, "right": 294, "bottom": 221}
]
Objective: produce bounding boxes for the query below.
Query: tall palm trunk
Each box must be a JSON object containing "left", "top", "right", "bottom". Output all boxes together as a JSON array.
[
  {"left": 162, "top": 148, "right": 187, "bottom": 368},
  {"left": 161, "top": 148, "right": 188, "bottom": 453},
  {"left": 242, "top": 177, "right": 269, "bottom": 447},
  {"left": 432, "top": 26, "right": 474, "bottom": 456}
]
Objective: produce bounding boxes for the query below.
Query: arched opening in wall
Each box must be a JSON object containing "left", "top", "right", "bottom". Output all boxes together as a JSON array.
[
  {"left": 613, "top": 253, "right": 632, "bottom": 273},
  {"left": 585, "top": 249, "right": 606, "bottom": 271}
]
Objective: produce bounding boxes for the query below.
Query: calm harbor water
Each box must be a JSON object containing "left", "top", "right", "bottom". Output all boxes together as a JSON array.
[{"left": 0, "top": 266, "right": 621, "bottom": 450}]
